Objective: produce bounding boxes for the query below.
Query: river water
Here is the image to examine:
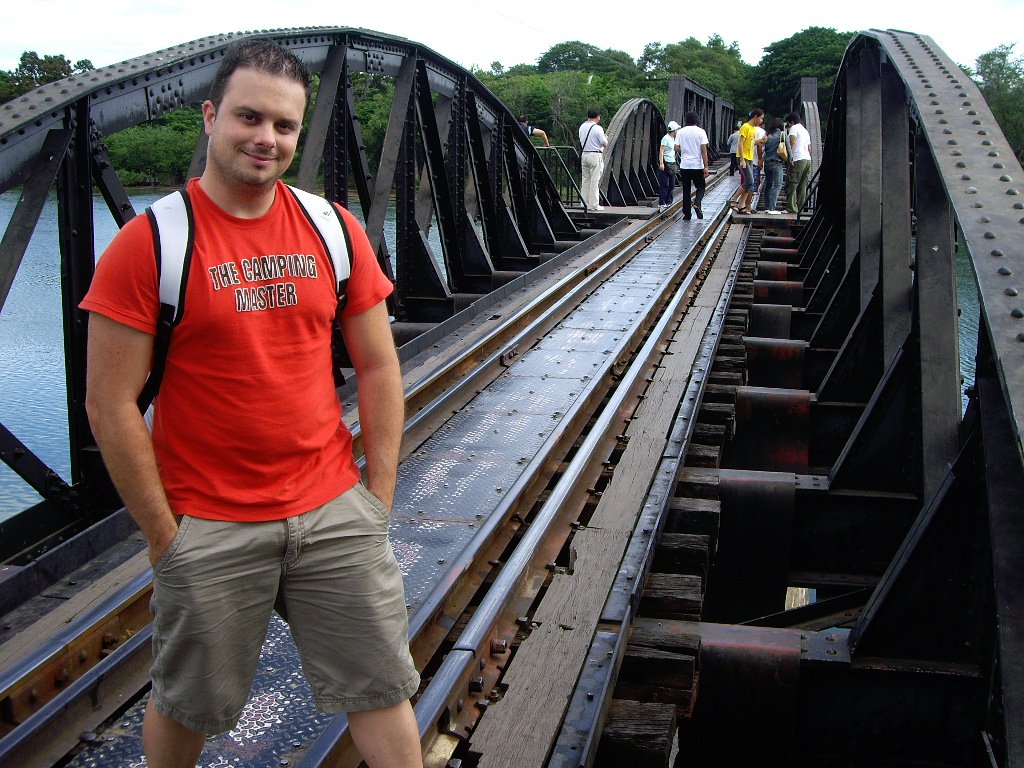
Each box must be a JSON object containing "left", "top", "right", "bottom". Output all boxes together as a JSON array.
[{"left": 0, "top": 190, "right": 979, "bottom": 520}]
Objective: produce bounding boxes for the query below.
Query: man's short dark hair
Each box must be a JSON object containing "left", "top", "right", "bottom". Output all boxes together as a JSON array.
[
  {"left": 209, "top": 39, "right": 312, "bottom": 108},
  {"left": 587, "top": 107, "right": 601, "bottom": 119},
  {"left": 518, "top": 115, "right": 528, "bottom": 123},
  {"left": 685, "top": 112, "right": 698, "bottom": 126},
  {"left": 785, "top": 111, "right": 801, "bottom": 124}
]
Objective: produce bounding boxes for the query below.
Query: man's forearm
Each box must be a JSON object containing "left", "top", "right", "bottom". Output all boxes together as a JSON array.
[
  {"left": 356, "top": 361, "right": 405, "bottom": 509},
  {"left": 91, "top": 403, "right": 178, "bottom": 563}
]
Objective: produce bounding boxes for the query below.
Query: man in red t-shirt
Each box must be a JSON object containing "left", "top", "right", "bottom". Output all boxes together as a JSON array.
[{"left": 82, "top": 40, "right": 422, "bottom": 768}]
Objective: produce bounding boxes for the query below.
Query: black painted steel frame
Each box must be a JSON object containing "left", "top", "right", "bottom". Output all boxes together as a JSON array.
[
  {"left": 690, "top": 30, "right": 1023, "bottom": 767},
  {"left": 600, "top": 98, "right": 662, "bottom": 207},
  {"left": 0, "top": 27, "right": 582, "bottom": 559}
]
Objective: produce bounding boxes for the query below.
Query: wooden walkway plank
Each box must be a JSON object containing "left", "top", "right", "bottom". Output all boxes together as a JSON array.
[{"left": 470, "top": 232, "right": 745, "bottom": 765}]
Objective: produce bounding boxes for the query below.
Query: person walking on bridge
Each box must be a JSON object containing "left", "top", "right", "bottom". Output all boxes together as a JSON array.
[
  {"left": 785, "top": 111, "right": 812, "bottom": 214},
  {"left": 578, "top": 107, "right": 608, "bottom": 211},
  {"left": 676, "top": 112, "right": 710, "bottom": 220},
  {"left": 81, "top": 39, "right": 422, "bottom": 768}
]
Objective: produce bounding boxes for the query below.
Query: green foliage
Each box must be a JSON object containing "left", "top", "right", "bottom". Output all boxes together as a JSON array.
[
  {"left": 752, "top": 27, "right": 853, "bottom": 119},
  {"left": 0, "top": 51, "right": 93, "bottom": 103},
  {"left": 655, "top": 35, "right": 752, "bottom": 105},
  {"left": 536, "top": 41, "right": 640, "bottom": 80},
  {"left": 972, "top": 44, "right": 1024, "bottom": 161},
  {"left": 349, "top": 73, "right": 395, "bottom": 172},
  {"left": 105, "top": 107, "right": 202, "bottom": 186}
]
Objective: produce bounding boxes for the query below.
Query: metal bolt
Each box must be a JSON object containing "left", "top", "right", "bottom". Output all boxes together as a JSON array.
[
  {"left": 469, "top": 676, "right": 484, "bottom": 693},
  {"left": 490, "top": 639, "right": 508, "bottom": 655}
]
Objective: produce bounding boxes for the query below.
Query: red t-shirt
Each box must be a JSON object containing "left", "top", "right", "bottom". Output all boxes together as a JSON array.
[{"left": 80, "top": 179, "right": 393, "bottom": 521}]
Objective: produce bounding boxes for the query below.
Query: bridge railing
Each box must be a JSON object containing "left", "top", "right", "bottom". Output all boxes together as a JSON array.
[{"left": 537, "top": 145, "right": 584, "bottom": 209}]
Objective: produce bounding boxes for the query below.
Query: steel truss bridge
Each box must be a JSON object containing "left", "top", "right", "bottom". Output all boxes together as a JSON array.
[{"left": 0, "top": 25, "right": 1020, "bottom": 768}]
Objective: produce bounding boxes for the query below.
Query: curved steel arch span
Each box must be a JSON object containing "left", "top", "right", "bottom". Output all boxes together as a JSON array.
[{"left": 704, "top": 29, "right": 1024, "bottom": 766}]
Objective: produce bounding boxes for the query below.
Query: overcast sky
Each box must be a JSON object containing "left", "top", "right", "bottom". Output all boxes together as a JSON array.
[{"left": 2, "top": 0, "right": 1021, "bottom": 76}]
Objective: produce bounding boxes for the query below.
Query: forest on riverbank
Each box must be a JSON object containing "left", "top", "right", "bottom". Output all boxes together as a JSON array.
[{"left": 3, "top": 29, "right": 1022, "bottom": 186}]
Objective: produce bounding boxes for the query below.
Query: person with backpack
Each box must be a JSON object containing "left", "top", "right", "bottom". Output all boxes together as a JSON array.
[{"left": 81, "top": 40, "right": 422, "bottom": 768}]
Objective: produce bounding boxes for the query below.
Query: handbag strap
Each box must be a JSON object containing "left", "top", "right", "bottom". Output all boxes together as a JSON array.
[{"left": 581, "top": 123, "right": 596, "bottom": 152}]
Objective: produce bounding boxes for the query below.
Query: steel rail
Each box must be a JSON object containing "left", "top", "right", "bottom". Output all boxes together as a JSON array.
[
  {"left": 550, "top": 216, "right": 748, "bottom": 766},
  {"left": 411, "top": 212, "right": 730, "bottom": 751}
]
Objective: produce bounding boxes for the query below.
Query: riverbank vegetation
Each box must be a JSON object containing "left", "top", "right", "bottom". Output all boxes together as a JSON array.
[{"left": 3, "top": 30, "right": 1021, "bottom": 185}]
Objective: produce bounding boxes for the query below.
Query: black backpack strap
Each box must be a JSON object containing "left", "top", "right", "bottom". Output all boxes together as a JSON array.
[{"left": 137, "top": 190, "right": 194, "bottom": 413}]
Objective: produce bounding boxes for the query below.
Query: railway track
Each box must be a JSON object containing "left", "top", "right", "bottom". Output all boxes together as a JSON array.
[{"left": 0, "top": 171, "right": 747, "bottom": 768}]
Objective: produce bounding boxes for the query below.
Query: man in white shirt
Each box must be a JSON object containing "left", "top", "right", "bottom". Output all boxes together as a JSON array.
[
  {"left": 785, "top": 111, "right": 812, "bottom": 214},
  {"left": 578, "top": 108, "right": 608, "bottom": 211},
  {"left": 676, "top": 112, "right": 710, "bottom": 220}
]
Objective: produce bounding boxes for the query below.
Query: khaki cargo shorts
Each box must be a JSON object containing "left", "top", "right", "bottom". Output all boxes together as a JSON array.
[{"left": 149, "top": 483, "right": 420, "bottom": 734}]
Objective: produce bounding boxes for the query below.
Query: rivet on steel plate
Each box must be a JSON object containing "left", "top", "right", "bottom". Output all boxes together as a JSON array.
[
  {"left": 985, "top": 232, "right": 997, "bottom": 239},
  {"left": 998, "top": 267, "right": 1012, "bottom": 276},
  {"left": 992, "top": 250, "right": 1005, "bottom": 257},
  {"left": 437, "top": 559, "right": 446, "bottom": 565},
  {"left": 980, "top": 216, "right": 991, "bottom": 223},
  {"left": 1018, "top": 333, "right": 1024, "bottom": 342},
  {"left": 1012, "top": 309, "right": 1024, "bottom": 319},
  {"left": 994, "top": 162, "right": 1006, "bottom": 169},
  {"left": 966, "top": 187, "right": 978, "bottom": 194},
  {"left": 1006, "top": 288, "right": 1019, "bottom": 297},
  {"left": 961, "top": 175, "right": 971, "bottom": 181}
]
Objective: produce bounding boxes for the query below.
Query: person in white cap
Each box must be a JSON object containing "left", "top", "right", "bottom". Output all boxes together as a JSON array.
[{"left": 658, "top": 120, "right": 681, "bottom": 211}]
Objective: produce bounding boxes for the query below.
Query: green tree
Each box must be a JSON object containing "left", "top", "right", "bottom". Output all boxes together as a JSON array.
[
  {"left": 643, "top": 35, "right": 753, "bottom": 106},
  {"left": 753, "top": 27, "right": 852, "bottom": 119},
  {"left": 105, "top": 106, "right": 202, "bottom": 186},
  {"left": 972, "top": 44, "right": 1024, "bottom": 161},
  {"left": 0, "top": 51, "right": 94, "bottom": 102},
  {"left": 536, "top": 41, "right": 639, "bottom": 83}
]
